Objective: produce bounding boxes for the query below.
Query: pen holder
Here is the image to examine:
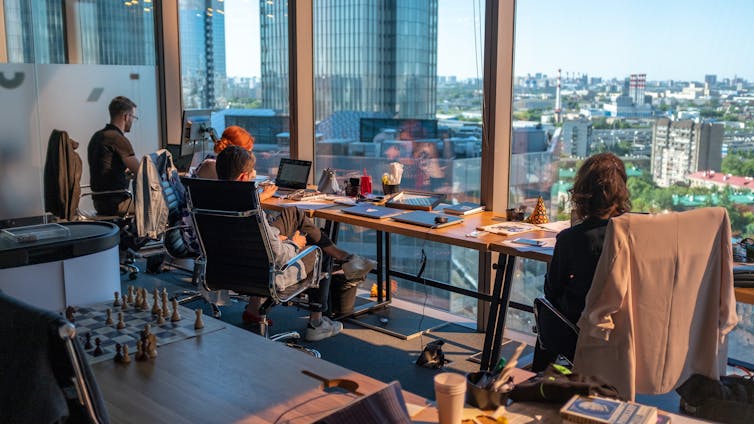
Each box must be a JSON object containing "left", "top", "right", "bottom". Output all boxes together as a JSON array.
[
  {"left": 382, "top": 183, "right": 400, "bottom": 195},
  {"left": 346, "top": 177, "right": 360, "bottom": 197},
  {"left": 466, "top": 371, "right": 511, "bottom": 410}
]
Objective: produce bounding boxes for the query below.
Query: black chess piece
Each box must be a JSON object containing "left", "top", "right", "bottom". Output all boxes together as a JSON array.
[
  {"left": 65, "top": 306, "right": 76, "bottom": 323},
  {"left": 113, "top": 343, "right": 123, "bottom": 362},
  {"left": 93, "top": 337, "right": 104, "bottom": 357},
  {"left": 84, "top": 332, "right": 93, "bottom": 350}
]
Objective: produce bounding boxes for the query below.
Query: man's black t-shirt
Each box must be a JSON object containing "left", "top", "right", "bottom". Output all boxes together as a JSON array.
[{"left": 87, "top": 124, "right": 135, "bottom": 214}]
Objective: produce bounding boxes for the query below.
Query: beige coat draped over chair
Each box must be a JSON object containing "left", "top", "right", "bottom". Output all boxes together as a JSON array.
[{"left": 573, "top": 207, "right": 738, "bottom": 400}]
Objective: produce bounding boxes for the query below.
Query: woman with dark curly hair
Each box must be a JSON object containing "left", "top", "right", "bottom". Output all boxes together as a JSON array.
[{"left": 533, "top": 152, "right": 631, "bottom": 371}]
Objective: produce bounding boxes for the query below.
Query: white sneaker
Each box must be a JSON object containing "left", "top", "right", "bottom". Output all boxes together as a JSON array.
[
  {"left": 305, "top": 316, "right": 343, "bottom": 341},
  {"left": 341, "top": 254, "right": 377, "bottom": 281}
]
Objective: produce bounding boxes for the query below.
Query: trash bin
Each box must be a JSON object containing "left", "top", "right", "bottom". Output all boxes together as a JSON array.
[{"left": 330, "top": 273, "right": 360, "bottom": 316}]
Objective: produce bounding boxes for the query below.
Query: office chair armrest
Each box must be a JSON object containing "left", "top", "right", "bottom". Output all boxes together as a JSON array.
[
  {"left": 192, "top": 208, "right": 254, "bottom": 217},
  {"left": 279, "top": 245, "right": 321, "bottom": 272},
  {"left": 80, "top": 187, "right": 134, "bottom": 199},
  {"left": 58, "top": 323, "right": 103, "bottom": 424}
]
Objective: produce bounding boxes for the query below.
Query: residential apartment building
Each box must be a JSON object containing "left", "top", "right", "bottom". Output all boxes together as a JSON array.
[{"left": 651, "top": 118, "right": 723, "bottom": 187}]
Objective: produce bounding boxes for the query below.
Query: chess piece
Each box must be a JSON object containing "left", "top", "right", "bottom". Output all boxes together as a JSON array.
[
  {"left": 171, "top": 298, "right": 181, "bottom": 322},
  {"left": 93, "top": 337, "right": 103, "bottom": 356},
  {"left": 121, "top": 298, "right": 128, "bottom": 311},
  {"left": 142, "top": 323, "right": 152, "bottom": 340},
  {"left": 156, "top": 314, "right": 166, "bottom": 325},
  {"left": 65, "top": 306, "right": 76, "bottom": 323},
  {"left": 113, "top": 291, "right": 121, "bottom": 307},
  {"left": 116, "top": 311, "right": 126, "bottom": 329},
  {"left": 147, "top": 334, "right": 158, "bottom": 359},
  {"left": 105, "top": 308, "right": 114, "bottom": 325},
  {"left": 135, "top": 340, "right": 146, "bottom": 361},
  {"left": 113, "top": 343, "right": 124, "bottom": 362},
  {"left": 151, "top": 289, "right": 160, "bottom": 315},
  {"left": 161, "top": 289, "right": 170, "bottom": 319},
  {"left": 121, "top": 344, "right": 132, "bottom": 363},
  {"left": 194, "top": 308, "right": 204, "bottom": 330},
  {"left": 141, "top": 288, "right": 150, "bottom": 310},
  {"left": 126, "top": 285, "right": 135, "bottom": 305},
  {"left": 527, "top": 196, "right": 549, "bottom": 225},
  {"left": 84, "top": 332, "right": 93, "bottom": 350}
]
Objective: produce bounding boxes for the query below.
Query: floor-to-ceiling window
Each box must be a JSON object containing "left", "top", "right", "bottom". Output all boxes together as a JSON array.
[
  {"left": 312, "top": 0, "right": 486, "bottom": 322},
  {"left": 178, "top": 0, "right": 290, "bottom": 177},
  {"left": 510, "top": 0, "right": 754, "bottom": 362}
]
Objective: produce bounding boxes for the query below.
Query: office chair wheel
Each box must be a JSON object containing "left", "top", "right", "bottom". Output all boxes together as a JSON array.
[{"left": 211, "top": 304, "right": 221, "bottom": 318}]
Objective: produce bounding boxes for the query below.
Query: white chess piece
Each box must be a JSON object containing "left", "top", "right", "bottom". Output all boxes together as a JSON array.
[
  {"left": 105, "top": 308, "right": 113, "bottom": 325},
  {"left": 194, "top": 308, "right": 204, "bottom": 330},
  {"left": 171, "top": 298, "right": 181, "bottom": 322},
  {"left": 116, "top": 311, "right": 126, "bottom": 329}
]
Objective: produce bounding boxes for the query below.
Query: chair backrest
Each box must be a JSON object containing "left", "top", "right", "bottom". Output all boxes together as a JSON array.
[
  {"left": 0, "top": 292, "right": 110, "bottom": 424},
  {"left": 573, "top": 207, "right": 738, "bottom": 400},
  {"left": 533, "top": 297, "right": 579, "bottom": 365},
  {"left": 182, "top": 178, "right": 279, "bottom": 298}
]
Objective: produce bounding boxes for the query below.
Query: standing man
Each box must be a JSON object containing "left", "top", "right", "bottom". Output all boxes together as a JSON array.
[{"left": 87, "top": 96, "right": 140, "bottom": 215}]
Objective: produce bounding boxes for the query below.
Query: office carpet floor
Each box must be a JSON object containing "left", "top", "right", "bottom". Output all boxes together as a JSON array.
[{"left": 121, "top": 261, "right": 681, "bottom": 411}]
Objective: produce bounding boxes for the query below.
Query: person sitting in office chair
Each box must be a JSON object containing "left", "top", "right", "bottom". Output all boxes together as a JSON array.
[
  {"left": 87, "top": 96, "right": 141, "bottom": 216},
  {"left": 193, "top": 125, "right": 254, "bottom": 180},
  {"left": 215, "top": 146, "right": 376, "bottom": 341},
  {"left": 533, "top": 152, "right": 631, "bottom": 371}
]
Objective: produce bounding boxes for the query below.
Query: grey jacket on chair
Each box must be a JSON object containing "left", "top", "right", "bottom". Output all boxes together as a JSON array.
[{"left": 135, "top": 149, "right": 174, "bottom": 239}]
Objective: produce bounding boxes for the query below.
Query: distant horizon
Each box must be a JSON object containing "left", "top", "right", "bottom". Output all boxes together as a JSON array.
[{"left": 223, "top": 0, "right": 754, "bottom": 82}]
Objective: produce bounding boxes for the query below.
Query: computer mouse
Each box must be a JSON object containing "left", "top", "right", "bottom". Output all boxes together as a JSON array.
[{"left": 434, "top": 215, "right": 448, "bottom": 224}]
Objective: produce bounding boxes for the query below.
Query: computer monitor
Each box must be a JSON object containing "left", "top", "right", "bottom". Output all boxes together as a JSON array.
[{"left": 179, "top": 109, "right": 216, "bottom": 159}]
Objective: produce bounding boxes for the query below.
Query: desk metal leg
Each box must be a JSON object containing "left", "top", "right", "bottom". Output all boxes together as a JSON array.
[{"left": 480, "top": 253, "right": 516, "bottom": 371}]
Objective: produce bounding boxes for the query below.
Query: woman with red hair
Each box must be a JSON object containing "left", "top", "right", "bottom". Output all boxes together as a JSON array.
[{"left": 194, "top": 125, "right": 255, "bottom": 179}]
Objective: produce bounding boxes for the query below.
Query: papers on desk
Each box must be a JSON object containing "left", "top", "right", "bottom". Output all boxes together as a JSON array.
[
  {"left": 478, "top": 222, "right": 538, "bottom": 235},
  {"left": 536, "top": 220, "right": 570, "bottom": 233}
]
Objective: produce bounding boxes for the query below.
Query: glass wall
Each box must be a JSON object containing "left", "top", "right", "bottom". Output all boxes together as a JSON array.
[
  {"left": 312, "top": 0, "right": 485, "bottom": 321},
  {"left": 0, "top": 1, "right": 159, "bottom": 222},
  {"left": 509, "top": 0, "right": 754, "bottom": 361},
  {"left": 178, "top": 0, "right": 290, "bottom": 177}
]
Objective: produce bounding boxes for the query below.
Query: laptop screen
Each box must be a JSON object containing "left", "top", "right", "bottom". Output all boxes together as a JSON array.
[{"left": 275, "top": 158, "right": 312, "bottom": 189}]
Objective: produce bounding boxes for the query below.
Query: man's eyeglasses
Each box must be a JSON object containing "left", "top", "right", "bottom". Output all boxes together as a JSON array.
[{"left": 129, "top": 113, "right": 139, "bottom": 120}]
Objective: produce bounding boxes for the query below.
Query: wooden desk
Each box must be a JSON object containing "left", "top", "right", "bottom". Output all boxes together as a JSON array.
[
  {"left": 736, "top": 287, "right": 754, "bottom": 305},
  {"left": 93, "top": 319, "right": 430, "bottom": 423}
]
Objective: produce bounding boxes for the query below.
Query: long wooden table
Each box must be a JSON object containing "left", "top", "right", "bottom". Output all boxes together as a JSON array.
[{"left": 92, "top": 318, "right": 431, "bottom": 423}]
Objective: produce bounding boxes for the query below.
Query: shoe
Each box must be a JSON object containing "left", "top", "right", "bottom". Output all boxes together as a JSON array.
[
  {"left": 305, "top": 316, "right": 343, "bottom": 341},
  {"left": 242, "top": 309, "right": 272, "bottom": 326},
  {"left": 341, "top": 254, "right": 377, "bottom": 281}
]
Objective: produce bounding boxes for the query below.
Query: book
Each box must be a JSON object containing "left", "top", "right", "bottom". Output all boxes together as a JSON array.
[
  {"left": 477, "top": 221, "right": 538, "bottom": 236},
  {"left": 560, "top": 395, "right": 657, "bottom": 424},
  {"left": 443, "top": 202, "right": 484, "bottom": 216}
]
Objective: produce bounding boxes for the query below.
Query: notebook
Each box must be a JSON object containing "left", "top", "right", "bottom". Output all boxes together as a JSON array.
[
  {"left": 391, "top": 211, "right": 463, "bottom": 228},
  {"left": 273, "top": 158, "right": 312, "bottom": 196},
  {"left": 340, "top": 204, "right": 405, "bottom": 220}
]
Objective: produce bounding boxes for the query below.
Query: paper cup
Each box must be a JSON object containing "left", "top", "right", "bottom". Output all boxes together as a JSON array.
[{"left": 434, "top": 372, "right": 466, "bottom": 424}]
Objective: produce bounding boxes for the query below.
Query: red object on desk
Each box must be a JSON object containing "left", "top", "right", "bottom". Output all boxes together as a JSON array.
[{"left": 360, "top": 169, "right": 372, "bottom": 196}]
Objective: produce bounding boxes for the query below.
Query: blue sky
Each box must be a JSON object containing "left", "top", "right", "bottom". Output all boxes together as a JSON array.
[{"left": 224, "top": 0, "right": 754, "bottom": 82}]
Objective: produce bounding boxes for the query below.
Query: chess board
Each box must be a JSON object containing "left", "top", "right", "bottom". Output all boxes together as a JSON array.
[{"left": 70, "top": 301, "right": 224, "bottom": 364}]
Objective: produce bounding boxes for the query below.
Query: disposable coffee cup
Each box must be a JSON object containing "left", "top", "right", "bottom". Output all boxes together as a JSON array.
[{"left": 434, "top": 372, "right": 466, "bottom": 424}]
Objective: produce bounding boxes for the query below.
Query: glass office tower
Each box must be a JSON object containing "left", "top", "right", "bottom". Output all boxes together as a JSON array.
[
  {"left": 4, "top": 0, "right": 155, "bottom": 65},
  {"left": 179, "top": 0, "right": 228, "bottom": 109},
  {"left": 4, "top": 0, "right": 65, "bottom": 63},
  {"left": 261, "top": 0, "right": 437, "bottom": 120}
]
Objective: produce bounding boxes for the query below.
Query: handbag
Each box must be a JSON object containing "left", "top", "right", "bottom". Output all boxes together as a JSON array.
[{"left": 317, "top": 168, "right": 340, "bottom": 194}]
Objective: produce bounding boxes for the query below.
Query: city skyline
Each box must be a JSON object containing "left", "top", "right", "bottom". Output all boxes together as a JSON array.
[{"left": 225, "top": 0, "right": 754, "bottom": 82}]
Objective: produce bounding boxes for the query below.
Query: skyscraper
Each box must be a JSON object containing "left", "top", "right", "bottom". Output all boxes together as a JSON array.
[
  {"left": 179, "top": 0, "right": 227, "bottom": 109},
  {"left": 4, "top": 0, "right": 67, "bottom": 63},
  {"left": 629, "top": 73, "right": 646, "bottom": 106},
  {"left": 260, "top": 0, "right": 438, "bottom": 121},
  {"left": 651, "top": 118, "right": 723, "bottom": 187}
]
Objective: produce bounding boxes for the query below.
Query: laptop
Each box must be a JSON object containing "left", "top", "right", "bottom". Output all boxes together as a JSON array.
[
  {"left": 391, "top": 210, "right": 463, "bottom": 228},
  {"left": 273, "top": 158, "right": 312, "bottom": 197},
  {"left": 340, "top": 204, "right": 405, "bottom": 220}
]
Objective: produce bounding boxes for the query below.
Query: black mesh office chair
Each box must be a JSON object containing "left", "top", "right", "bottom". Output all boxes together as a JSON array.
[
  {"left": 531, "top": 297, "right": 579, "bottom": 372},
  {"left": 184, "top": 178, "right": 322, "bottom": 348},
  {"left": 0, "top": 292, "right": 110, "bottom": 424}
]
